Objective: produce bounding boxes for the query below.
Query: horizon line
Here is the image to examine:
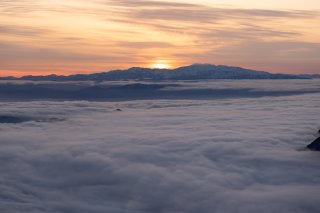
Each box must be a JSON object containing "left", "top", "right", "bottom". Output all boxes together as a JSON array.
[{"left": 1, "top": 64, "right": 319, "bottom": 78}]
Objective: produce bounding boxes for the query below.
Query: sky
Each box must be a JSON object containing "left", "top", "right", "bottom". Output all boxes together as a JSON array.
[{"left": 0, "top": 0, "right": 320, "bottom": 76}]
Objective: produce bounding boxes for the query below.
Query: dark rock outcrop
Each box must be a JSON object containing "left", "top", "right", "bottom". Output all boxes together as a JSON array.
[
  {"left": 307, "top": 130, "right": 320, "bottom": 151},
  {"left": 307, "top": 137, "right": 320, "bottom": 151}
]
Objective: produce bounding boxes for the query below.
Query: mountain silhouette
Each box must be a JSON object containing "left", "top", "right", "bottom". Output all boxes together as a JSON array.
[{"left": 0, "top": 64, "right": 311, "bottom": 81}]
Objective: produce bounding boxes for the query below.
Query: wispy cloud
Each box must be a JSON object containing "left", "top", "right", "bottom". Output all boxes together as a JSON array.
[{"left": 0, "top": 24, "right": 50, "bottom": 37}]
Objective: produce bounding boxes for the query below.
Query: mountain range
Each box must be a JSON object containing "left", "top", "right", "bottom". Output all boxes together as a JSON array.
[{"left": 1, "top": 64, "right": 318, "bottom": 81}]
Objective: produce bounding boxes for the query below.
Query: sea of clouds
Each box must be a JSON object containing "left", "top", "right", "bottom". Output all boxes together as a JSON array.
[{"left": 0, "top": 80, "right": 320, "bottom": 213}]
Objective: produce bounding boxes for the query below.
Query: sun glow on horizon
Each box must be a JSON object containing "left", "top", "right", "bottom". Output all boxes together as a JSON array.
[
  {"left": 0, "top": 0, "right": 319, "bottom": 76},
  {"left": 150, "top": 60, "right": 172, "bottom": 69}
]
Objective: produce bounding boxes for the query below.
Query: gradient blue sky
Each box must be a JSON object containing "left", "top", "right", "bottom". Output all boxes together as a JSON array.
[{"left": 0, "top": 0, "right": 320, "bottom": 76}]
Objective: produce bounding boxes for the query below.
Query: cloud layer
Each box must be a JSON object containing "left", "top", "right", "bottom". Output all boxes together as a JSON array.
[
  {"left": 0, "top": 80, "right": 320, "bottom": 212},
  {"left": 0, "top": 79, "right": 319, "bottom": 101}
]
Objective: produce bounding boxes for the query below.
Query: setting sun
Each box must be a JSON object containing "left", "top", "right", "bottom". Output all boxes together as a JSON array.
[
  {"left": 150, "top": 60, "right": 172, "bottom": 69},
  {"left": 152, "top": 63, "right": 170, "bottom": 69}
]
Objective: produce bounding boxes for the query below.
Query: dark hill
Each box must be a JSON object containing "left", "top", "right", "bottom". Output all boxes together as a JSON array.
[{"left": 0, "top": 64, "right": 308, "bottom": 81}]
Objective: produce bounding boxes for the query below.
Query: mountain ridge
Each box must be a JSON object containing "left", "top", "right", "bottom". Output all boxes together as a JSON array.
[{"left": 0, "top": 64, "right": 314, "bottom": 81}]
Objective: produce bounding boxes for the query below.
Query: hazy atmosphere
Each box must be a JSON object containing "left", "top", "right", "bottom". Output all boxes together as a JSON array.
[
  {"left": 1, "top": 1, "right": 320, "bottom": 213},
  {"left": 1, "top": 0, "right": 320, "bottom": 76}
]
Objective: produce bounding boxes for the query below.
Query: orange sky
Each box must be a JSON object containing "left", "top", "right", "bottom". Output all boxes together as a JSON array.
[{"left": 0, "top": 0, "right": 320, "bottom": 76}]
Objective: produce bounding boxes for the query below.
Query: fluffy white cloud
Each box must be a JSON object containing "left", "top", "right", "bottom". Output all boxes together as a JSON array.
[{"left": 0, "top": 80, "right": 320, "bottom": 213}]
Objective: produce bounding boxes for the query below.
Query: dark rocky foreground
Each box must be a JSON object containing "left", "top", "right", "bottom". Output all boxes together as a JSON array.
[{"left": 306, "top": 130, "right": 320, "bottom": 151}]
